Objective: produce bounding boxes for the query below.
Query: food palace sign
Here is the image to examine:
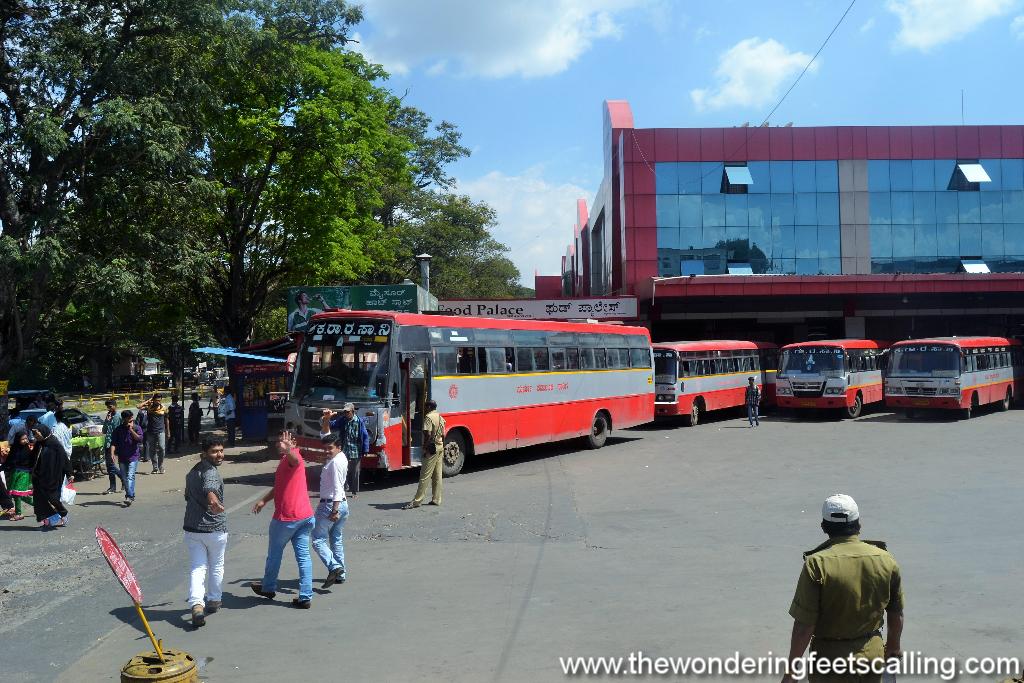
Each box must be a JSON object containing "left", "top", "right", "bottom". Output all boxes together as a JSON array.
[{"left": 438, "top": 297, "right": 638, "bottom": 321}]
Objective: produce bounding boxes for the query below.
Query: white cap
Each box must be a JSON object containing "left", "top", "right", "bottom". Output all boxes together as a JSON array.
[
  {"left": 822, "top": 494, "right": 859, "bottom": 523},
  {"left": 342, "top": 402, "right": 356, "bottom": 412}
]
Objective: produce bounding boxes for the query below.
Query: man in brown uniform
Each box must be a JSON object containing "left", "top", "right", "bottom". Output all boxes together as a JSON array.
[
  {"left": 403, "top": 400, "right": 446, "bottom": 509},
  {"left": 782, "top": 494, "right": 904, "bottom": 683}
]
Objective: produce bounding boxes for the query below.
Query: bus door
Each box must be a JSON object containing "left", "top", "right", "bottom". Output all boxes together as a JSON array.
[{"left": 401, "top": 352, "right": 430, "bottom": 466}]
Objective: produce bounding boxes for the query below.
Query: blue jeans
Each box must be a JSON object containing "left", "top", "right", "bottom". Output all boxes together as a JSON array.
[
  {"left": 747, "top": 404, "right": 760, "bottom": 425},
  {"left": 121, "top": 460, "right": 138, "bottom": 499},
  {"left": 261, "top": 516, "right": 315, "bottom": 601},
  {"left": 312, "top": 500, "right": 349, "bottom": 575},
  {"left": 104, "top": 447, "right": 123, "bottom": 490}
]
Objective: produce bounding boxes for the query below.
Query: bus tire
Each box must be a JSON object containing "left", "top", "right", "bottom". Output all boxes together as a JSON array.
[
  {"left": 686, "top": 399, "right": 702, "bottom": 427},
  {"left": 961, "top": 393, "right": 978, "bottom": 420},
  {"left": 904, "top": 409, "right": 915, "bottom": 419},
  {"left": 1001, "top": 388, "right": 1012, "bottom": 411},
  {"left": 441, "top": 430, "right": 468, "bottom": 477},
  {"left": 846, "top": 392, "right": 863, "bottom": 419},
  {"left": 587, "top": 412, "right": 610, "bottom": 449}
]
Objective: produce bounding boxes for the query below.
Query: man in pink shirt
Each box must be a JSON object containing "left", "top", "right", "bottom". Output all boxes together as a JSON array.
[{"left": 249, "top": 431, "right": 315, "bottom": 608}]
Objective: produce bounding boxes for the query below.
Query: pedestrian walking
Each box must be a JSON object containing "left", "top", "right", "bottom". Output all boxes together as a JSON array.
[
  {"left": 0, "top": 440, "right": 15, "bottom": 518},
  {"left": 249, "top": 431, "right": 315, "bottom": 608},
  {"left": 208, "top": 389, "right": 223, "bottom": 427},
  {"left": 168, "top": 394, "right": 185, "bottom": 454},
  {"left": 138, "top": 393, "right": 169, "bottom": 473},
  {"left": 136, "top": 404, "right": 150, "bottom": 463},
  {"left": 110, "top": 410, "right": 144, "bottom": 507},
  {"left": 781, "top": 494, "right": 904, "bottom": 683},
  {"left": 403, "top": 399, "right": 446, "bottom": 509},
  {"left": 101, "top": 400, "right": 123, "bottom": 494},
  {"left": 3, "top": 431, "right": 34, "bottom": 520},
  {"left": 219, "top": 387, "right": 237, "bottom": 447},
  {"left": 745, "top": 376, "right": 761, "bottom": 427},
  {"left": 188, "top": 392, "right": 203, "bottom": 445},
  {"left": 31, "top": 424, "right": 73, "bottom": 529},
  {"left": 319, "top": 403, "right": 368, "bottom": 496},
  {"left": 40, "top": 409, "right": 73, "bottom": 459},
  {"left": 312, "top": 433, "right": 348, "bottom": 589},
  {"left": 183, "top": 438, "right": 227, "bottom": 628}
]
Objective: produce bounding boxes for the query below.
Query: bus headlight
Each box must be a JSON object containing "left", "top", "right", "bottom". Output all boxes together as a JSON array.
[
  {"left": 824, "top": 386, "right": 844, "bottom": 395},
  {"left": 777, "top": 386, "right": 792, "bottom": 396},
  {"left": 886, "top": 385, "right": 903, "bottom": 395}
]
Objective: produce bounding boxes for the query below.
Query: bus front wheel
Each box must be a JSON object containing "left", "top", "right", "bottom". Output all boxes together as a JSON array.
[
  {"left": 442, "top": 431, "right": 468, "bottom": 477},
  {"left": 687, "top": 399, "right": 702, "bottom": 427},
  {"left": 961, "top": 393, "right": 979, "bottom": 420},
  {"left": 1001, "top": 388, "right": 1012, "bottom": 411},
  {"left": 587, "top": 412, "right": 609, "bottom": 449},
  {"left": 846, "top": 392, "right": 863, "bottom": 419}
]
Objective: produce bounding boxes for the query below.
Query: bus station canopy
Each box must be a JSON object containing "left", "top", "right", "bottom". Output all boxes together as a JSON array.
[{"left": 191, "top": 347, "right": 287, "bottom": 363}]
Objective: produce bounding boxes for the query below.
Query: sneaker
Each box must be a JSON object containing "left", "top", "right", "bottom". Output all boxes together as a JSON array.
[
  {"left": 191, "top": 605, "right": 206, "bottom": 627},
  {"left": 250, "top": 583, "right": 275, "bottom": 599},
  {"left": 123, "top": 498, "right": 133, "bottom": 508},
  {"left": 102, "top": 487, "right": 116, "bottom": 495},
  {"left": 291, "top": 598, "right": 311, "bottom": 609},
  {"left": 206, "top": 600, "right": 221, "bottom": 614},
  {"left": 402, "top": 502, "right": 421, "bottom": 510},
  {"left": 323, "top": 568, "right": 342, "bottom": 589}
]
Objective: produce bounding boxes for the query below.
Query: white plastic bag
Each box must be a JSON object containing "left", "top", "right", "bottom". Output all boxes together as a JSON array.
[{"left": 60, "top": 479, "right": 77, "bottom": 506}]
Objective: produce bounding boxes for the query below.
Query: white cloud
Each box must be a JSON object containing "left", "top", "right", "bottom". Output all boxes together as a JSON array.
[
  {"left": 458, "top": 168, "right": 588, "bottom": 281},
  {"left": 690, "top": 38, "right": 815, "bottom": 112},
  {"left": 355, "top": 0, "right": 644, "bottom": 78},
  {"left": 885, "top": 0, "right": 1016, "bottom": 51},
  {"left": 1012, "top": 14, "right": 1024, "bottom": 37},
  {"left": 860, "top": 17, "right": 876, "bottom": 32}
]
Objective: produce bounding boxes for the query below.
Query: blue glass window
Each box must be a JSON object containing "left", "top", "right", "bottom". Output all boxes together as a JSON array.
[
  {"left": 748, "top": 161, "right": 770, "bottom": 193},
  {"left": 1004, "top": 224, "right": 1024, "bottom": 255},
  {"left": 960, "top": 224, "right": 982, "bottom": 255},
  {"left": 934, "top": 192, "right": 958, "bottom": 223},
  {"left": 793, "top": 162, "right": 816, "bottom": 192},
  {"left": 795, "top": 193, "right": 817, "bottom": 225},
  {"left": 772, "top": 257, "right": 796, "bottom": 274},
  {"left": 655, "top": 163, "right": 678, "bottom": 194},
  {"left": 815, "top": 161, "right": 838, "bottom": 192},
  {"left": 980, "top": 193, "right": 1003, "bottom": 223},
  {"left": 726, "top": 227, "right": 749, "bottom": 247},
  {"left": 818, "top": 226, "right": 840, "bottom": 258},
  {"left": 936, "top": 224, "right": 958, "bottom": 256},
  {"left": 958, "top": 193, "right": 980, "bottom": 223},
  {"left": 870, "top": 225, "right": 892, "bottom": 257},
  {"left": 795, "top": 258, "right": 820, "bottom": 275},
  {"left": 1002, "top": 159, "right": 1024, "bottom": 191},
  {"left": 771, "top": 194, "right": 794, "bottom": 226},
  {"left": 890, "top": 161, "right": 913, "bottom": 191},
  {"left": 770, "top": 162, "right": 793, "bottom": 193},
  {"left": 747, "top": 195, "right": 770, "bottom": 228},
  {"left": 871, "top": 259, "right": 895, "bottom": 274},
  {"left": 868, "top": 160, "right": 890, "bottom": 192},
  {"left": 912, "top": 192, "right": 935, "bottom": 225},
  {"left": 772, "top": 225, "right": 795, "bottom": 258},
  {"left": 657, "top": 227, "right": 680, "bottom": 249},
  {"left": 869, "top": 192, "right": 891, "bottom": 224},
  {"left": 679, "top": 195, "right": 701, "bottom": 227},
  {"left": 1003, "top": 191, "right": 1024, "bottom": 222},
  {"left": 701, "top": 162, "right": 722, "bottom": 194},
  {"left": 819, "top": 258, "right": 841, "bottom": 275},
  {"left": 914, "top": 224, "right": 937, "bottom": 256},
  {"left": 725, "top": 194, "right": 748, "bottom": 226},
  {"left": 891, "top": 192, "right": 914, "bottom": 224},
  {"left": 934, "top": 160, "right": 956, "bottom": 191},
  {"left": 794, "top": 225, "right": 817, "bottom": 258},
  {"left": 656, "top": 195, "right": 679, "bottom": 227},
  {"left": 982, "top": 224, "right": 1004, "bottom": 257},
  {"left": 702, "top": 225, "right": 725, "bottom": 249},
  {"left": 980, "top": 159, "right": 1001, "bottom": 191},
  {"left": 702, "top": 194, "right": 725, "bottom": 227},
  {"left": 680, "top": 227, "right": 702, "bottom": 250},
  {"left": 892, "top": 225, "right": 915, "bottom": 257},
  {"left": 679, "top": 163, "right": 702, "bottom": 194},
  {"left": 749, "top": 224, "right": 771, "bottom": 254},
  {"left": 816, "top": 193, "right": 839, "bottom": 224},
  {"left": 912, "top": 160, "right": 935, "bottom": 191}
]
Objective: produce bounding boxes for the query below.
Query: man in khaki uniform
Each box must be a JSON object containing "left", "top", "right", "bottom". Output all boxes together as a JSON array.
[
  {"left": 782, "top": 494, "right": 904, "bottom": 683},
  {"left": 404, "top": 400, "right": 445, "bottom": 509}
]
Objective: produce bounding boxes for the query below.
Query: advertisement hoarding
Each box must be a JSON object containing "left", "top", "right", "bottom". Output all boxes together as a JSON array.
[
  {"left": 287, "top": 284, "right": 437, "bottom": 332},
  {"left": 437, "top": 297, "right": 638, "bottom": 321}
]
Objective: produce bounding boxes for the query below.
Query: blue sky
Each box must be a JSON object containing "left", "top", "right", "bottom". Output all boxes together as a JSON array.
[{"left": 353, "top": 0, "right": 1024, "bottom": 283}]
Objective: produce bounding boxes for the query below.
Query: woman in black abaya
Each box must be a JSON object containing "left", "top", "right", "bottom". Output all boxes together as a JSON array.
[{"left": 31, "top": 424, "right": 73, "bottom": 527}]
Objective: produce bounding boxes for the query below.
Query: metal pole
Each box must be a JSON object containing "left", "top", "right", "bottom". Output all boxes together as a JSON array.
[{"left": 133, "top": 601, "right": 165, "bottom": 663}]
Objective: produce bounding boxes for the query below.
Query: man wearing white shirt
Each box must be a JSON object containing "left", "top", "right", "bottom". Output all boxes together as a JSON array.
[
  {"left": 40, "top": 410, "right": 73, "bottom": 460},
  {"left": 312, "top": 432, "right": 349, "bottom": 589},
  {"left": 218, "top": 388, "right": 237, "bottom": 447}
]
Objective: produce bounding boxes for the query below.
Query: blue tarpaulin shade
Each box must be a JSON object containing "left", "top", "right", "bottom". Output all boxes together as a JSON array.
[{"left": 191, "top": 347, "right": 287, "bottom": 363}]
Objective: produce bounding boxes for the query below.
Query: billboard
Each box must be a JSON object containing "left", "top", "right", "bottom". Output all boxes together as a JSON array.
[
  {"left": 287, "top": 284, "right": 437, "bottom": 332},
  {"left": 437, "top": 297, "right": 638, "bottom": 321}
]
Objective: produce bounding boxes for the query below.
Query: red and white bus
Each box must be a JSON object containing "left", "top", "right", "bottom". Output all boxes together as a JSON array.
[
  {"left": 285, "top": 311, "right": 655, "bottom": 476},
  {"left": 775, "top": 339, "right": 889, "bottom": 418},
  {"left": 884, "top": 336, "right": 1024, "bottom": 418},
  {"left": 653, "top": 341, "right": 778, "bottom": 425}
]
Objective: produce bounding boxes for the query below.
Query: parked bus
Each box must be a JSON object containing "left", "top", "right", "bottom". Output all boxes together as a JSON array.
[
  {"left": 775, "top": 339, "right": 889, "bottom": 418},
  {"left": 285, "top": 311, "right": 655, "bottom": 477},
  {"left": 653, "top": 341, "right": 778, "bottom": 425},
  {"left": 884, "top": 336, "right": 1023, "bottom": 419}
]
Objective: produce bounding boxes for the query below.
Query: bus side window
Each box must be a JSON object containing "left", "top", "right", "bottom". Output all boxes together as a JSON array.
[
  {"left": 630, "top": 348, "right": 651, "bottom": 369},
  {"left": 609, "top": 349, "right": 628, "bottom": 369},
  {"left": 533, "top": 347, "right": 550, "bottom": 371},
  {"left": 434, "top": 347, "right": 458, "bottom": 375},
  {"left": 550, "top": 348, "right": 567, "bottom": 371},
  {"left": 580, "top": 348, "right": 596, "bottom": 369},
  {"left": 593, "top": 348, "right": 608, "bottom": 369},
  {"left": 566, "top": 348, "right": 581, "bottom": 370},
  {"left": 483, "top": 347, "right": 508, "bottom": 374},
  {"left": 515, "top": 347, "right": 534, "bottom": 372},
  {"left": 456, "top": 347, "right": 476, "bottom": 374}
]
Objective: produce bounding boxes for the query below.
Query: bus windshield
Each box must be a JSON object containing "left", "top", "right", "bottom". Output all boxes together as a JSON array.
[
  {"left": 780, "top": 347, "right": 845, "bottom": 376},
  {"left": 292, "top": 319, "right": 392, "bottom": 402},
  {"left": 889, "top": 345, "right": 961, "bottom": 377},
  {"left": 653, "top": 350, "right": 677, "bottom": 383}
]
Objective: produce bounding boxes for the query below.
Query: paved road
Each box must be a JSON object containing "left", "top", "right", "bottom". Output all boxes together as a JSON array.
[{"left": 2, "top": 405, "right": 1023, "bottom": 681}]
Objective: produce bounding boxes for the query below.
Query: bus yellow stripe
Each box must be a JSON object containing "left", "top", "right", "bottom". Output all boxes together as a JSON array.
[{"left": 433, "top": 368, "right": 653, "bottom": 380}]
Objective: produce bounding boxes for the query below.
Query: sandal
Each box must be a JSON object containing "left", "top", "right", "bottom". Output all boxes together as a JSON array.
[{"left": 11, "top": 514, "right": 25, "bottom": 521}]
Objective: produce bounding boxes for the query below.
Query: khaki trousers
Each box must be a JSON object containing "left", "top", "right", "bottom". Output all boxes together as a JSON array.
[{"left": 412, "top": 448, "right": 443, "bottom": 505}]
